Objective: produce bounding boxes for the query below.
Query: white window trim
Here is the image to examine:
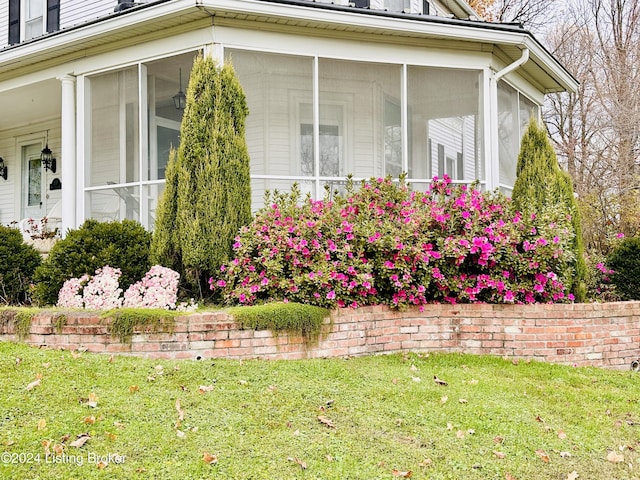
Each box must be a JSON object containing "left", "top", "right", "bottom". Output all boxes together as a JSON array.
[{"left": 20, "top": 0, "right": 47, "bottom": 42}]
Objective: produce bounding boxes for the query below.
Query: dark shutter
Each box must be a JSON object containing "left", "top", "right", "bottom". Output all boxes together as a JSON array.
[
  {"left": 354, "top": 0, "right": 370, "bottom": 8},
  {"left": 423, "top": 0, "right": 430, "bottom": 14},
  {"left": 47, "top": 0, "right": 60, "bottom": 33},
  {"left": 8, "top": 0, "right": 20, "bottom": 44}
]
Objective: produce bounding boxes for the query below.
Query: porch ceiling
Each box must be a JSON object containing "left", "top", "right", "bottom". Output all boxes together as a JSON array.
[{"left": 0, "top": 80, "right": 60, "bottom": 133}]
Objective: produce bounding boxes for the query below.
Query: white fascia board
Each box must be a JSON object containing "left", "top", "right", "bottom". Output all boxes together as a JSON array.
[{"left": 0, "top": 0, "right": 577, "bottom": 93}]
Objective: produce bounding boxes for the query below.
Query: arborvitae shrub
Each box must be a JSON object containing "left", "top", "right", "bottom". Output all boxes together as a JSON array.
[
  {"left": 0, "top": 226, "right": 41, "bottom": 305},
  {"left": 33, "top": 219, "right": 151, "bottom": 306},
  {"left": 511, "top": 119, "right": 586, "bottom": 301},
  {"left": 151, "top": 55, "right": 252, "bottom": 298},
  {"left": 607, "top": 237, "right": 640, "bottom": 300}
]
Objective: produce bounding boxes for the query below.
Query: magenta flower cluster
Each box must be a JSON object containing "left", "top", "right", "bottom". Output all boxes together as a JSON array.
[{"left": 210, "top": 176, "right": 576, "bottom": 309}]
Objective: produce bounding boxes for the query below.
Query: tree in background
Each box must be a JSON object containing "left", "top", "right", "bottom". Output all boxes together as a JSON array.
[
  {"left": 467, "top": 0, "right": 558, "bottom": 32},
  {"left": 151, "top": 55, "right": 252, "bottom": 299},
  {"left": 512, "top": 120, "right": 586, "bottom": 301}
]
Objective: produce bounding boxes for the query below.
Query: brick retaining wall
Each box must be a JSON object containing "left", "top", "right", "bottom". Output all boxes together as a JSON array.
[{"left": 1, "top": 302, "right": 639, "bottom": 369}]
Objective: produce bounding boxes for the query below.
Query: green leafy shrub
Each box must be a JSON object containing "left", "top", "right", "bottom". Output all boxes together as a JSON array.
[
  {"left": 607, "top": 237, "right": 640, "bottom": 300},
  {"left": 33, "top": 220, "right": 151, "bottom": 306},
  {"left": 0, "top": 226, "right": 41, "bottom": 305}
]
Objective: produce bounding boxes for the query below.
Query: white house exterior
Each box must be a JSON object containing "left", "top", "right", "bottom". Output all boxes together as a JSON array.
[{"left": 0, "top": 0, "right": 578, "bottom": 236}]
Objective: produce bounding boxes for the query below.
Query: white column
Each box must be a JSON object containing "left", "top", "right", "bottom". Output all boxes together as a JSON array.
[{"left": 59, "top": 75, "right": 76, "bottom": 236}]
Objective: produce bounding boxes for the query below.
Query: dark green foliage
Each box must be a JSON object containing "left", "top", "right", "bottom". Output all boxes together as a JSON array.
[
  {"left": 512, "top": 119, "right": 587, "bottom": 301},
  {"left": 228, "top": 302, "right": 330, "bottom": 341},
  {"left": 33, "top": 220, "right": 151, "bottom": 306},
  {"left": 607, "top": 237, "right": 640, "bottom": 300},
  {"left": 102, "top": 308, "right": 178, "bottom": 343},
  {"left": 151, "top": 55, "right": 252, "bottom": 299},
  {"left": 0, "top": 226, "right": 41, "bottom": 305}
]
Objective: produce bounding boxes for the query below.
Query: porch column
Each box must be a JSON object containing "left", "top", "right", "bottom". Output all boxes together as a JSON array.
[{"left": 59, "top": 75, "right": 76, "bottom": 236}]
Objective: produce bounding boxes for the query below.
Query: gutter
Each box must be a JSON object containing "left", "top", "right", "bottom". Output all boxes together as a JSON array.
[{"left": 495, "top": 47, "right": 530, "bottom": 81}]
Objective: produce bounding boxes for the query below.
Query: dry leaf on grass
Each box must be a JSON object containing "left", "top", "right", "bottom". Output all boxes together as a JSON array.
[
  {"left": 317, "top": 416, "right": 336, "bottom": 429},
  {"left": 433, "top": 376, "right": 448, "bottom": 386},
  {"left": 87, "top": 392, "right": 98, "bottom": 408},
  {"left": 566, "top": 471, "right": 579, "bottom": 480},
  {"left": 203, "top": 452, "right": 218, "bottom": 465},
  {"left": 83, "top": 416, "right": 96, "bottom": 425},
  {"left": 175, "top": 399, "right": 184, "bottom": 422},
  {"left": 493, "top": 450, "right": 506, "bottom": 459},
  {"left": 198, "top": 385, "right": 215, "bottom": 394},
  {"left": 288, "top": 457, "right": 307, "bottom": 470},
  {"left": 441, "top": 396, "right": 448, "bottom": 404},
  {"left": 607, "top": 450, "right": 624, "bottom": 463},
  {"left": 37, "top": 419, "right": 47, "bottom": 431},
  {"left": 505, "top": 473, "right": 517, "bottom": 480},
  {"left": 69, "top": 434, "right": 90, "bottom": 448},
  {"left": 535, "top": 449, "right": 550, "bottom": 463},
  {"left": 392, "top": 469, "right": 412, "bottom": 478},
  {"left": 558, "top": 429, "right": 567, "bottom": 440},
  {"left": 25, "top": 378, "right": 41, "bottom": 391},
  {"left": 129, "top": 385, "right": 139, "bottom": 393}
]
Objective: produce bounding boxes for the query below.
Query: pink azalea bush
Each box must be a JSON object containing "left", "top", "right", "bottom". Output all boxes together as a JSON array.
[
  {"left": 57, "top": 265, "right": 196, "bottom": 311},
  {"left": 210, "top": 176, "right": 577, "bottom": 308}
]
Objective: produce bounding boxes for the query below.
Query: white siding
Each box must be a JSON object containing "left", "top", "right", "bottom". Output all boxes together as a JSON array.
[
  {"left": 60, "top": 0, "right": 115, "bottom": 29},
  {"left": 0, "top": 2, "right": 7, "bottom": 49}
]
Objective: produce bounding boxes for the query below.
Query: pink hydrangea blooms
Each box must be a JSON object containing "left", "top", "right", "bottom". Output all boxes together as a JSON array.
[{"left": 57, "top": 265, "right": 196, "bottom": 311}]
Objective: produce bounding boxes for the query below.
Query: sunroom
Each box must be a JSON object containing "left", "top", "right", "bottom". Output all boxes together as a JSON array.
[{"left": 0, "top": 0, "right": 577, "bottom": 235}]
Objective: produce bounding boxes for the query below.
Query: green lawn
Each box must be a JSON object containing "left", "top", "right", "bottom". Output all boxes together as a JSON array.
[{"left": 1, "top": 342, "right": 639, "bottom": 480}]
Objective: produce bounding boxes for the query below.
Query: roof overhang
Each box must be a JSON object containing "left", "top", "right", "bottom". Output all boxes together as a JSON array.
[{"left": 0, "top": 0, "right": 577, "bottom": 93}]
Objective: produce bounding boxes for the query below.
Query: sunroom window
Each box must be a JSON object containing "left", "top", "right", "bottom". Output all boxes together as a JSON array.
[{"left": 83, "top": 51, "right": 199, "bottom": 228}]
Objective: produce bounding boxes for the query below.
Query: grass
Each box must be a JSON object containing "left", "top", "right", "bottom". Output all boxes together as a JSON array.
[{"left": 1, "top": 342, "right": 639, "bottom": 479}]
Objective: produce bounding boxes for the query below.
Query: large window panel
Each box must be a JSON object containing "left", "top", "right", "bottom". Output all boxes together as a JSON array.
[
  {"left": 407, "top": 67, "right": 483, "bottom": 184},
  {"left": 87, "top": 66, "right": 139, "bottom": 187},
  {"left": 85, "top": 186, "right": 140, "bottom": 223},
  {"left": 318, "top": 58, "right": 402, "bottom": 179},
  {"left": 227, "top": 49, "right": 313, "bottom": 176}
]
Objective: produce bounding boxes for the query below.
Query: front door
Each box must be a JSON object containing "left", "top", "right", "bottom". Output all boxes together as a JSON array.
[{"left": 21, "top": 143, "right": 45, "bottom": 219}]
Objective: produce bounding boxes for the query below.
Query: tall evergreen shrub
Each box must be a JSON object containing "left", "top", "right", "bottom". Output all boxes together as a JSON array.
[
  {"left": 511, "top": 119, "right": 586, "bottom": 300},
  {"left": 151, "top": 55, "right": 252, "bottom": 297}
]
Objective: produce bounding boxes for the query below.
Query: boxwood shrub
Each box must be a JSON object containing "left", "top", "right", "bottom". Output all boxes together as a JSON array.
[{"left": 0, "top": 226, "right": 41, "bottom": 305}]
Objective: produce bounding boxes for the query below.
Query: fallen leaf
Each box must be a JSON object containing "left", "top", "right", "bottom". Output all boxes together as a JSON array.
[
  {"left": 239, "top": 380, "right": 247, "bottom": 385},
  {"left": 203, "top": 452, "right": 218, "bottom": 465},
  {"left": 493, "top": 450, "right": 506, "bottom": 459},
  {"left": 493, "top": 436, "right": 504, "bottom": 444},
  {"left": 558, "top": 429, "right": 567, "bottom": 440},
  {"left": 175, "top": 399, "right": 184, "bottom": 421},
  {"left": 560, "top": 452, "right": 572, "bottom": 458},
  {"left": 53, "top": 443, "right": 64, "bottom": 455},
  {"left": 71, "top": 351, "right": 81, "bottom": 359},
  {"left": 607, "top": 450, "right": 624, "bottom": 463},
  {"left": 392, "top": 378, "right": 398, "bottom": 385},
  {"left": 433, "top": 376, "right": 448, "bottom": 386},
  {"left": 535, "top": 415, "right": 545, "bottom": 423},
  {"left": 176, "top": 430, "right": 186, "bottom": 438},
  {"left": 512, "top": 359, "right": 519, "bottom": 365},
  {"left": 410, "top": 364, "right": 418, "bottom": 371},
  {"left": 467, "top": 429, "right": 475, "bottom": 435},
  {"left": 129, "top": 385, "right": 139, "bottom": 393},
  {"left": 566, "top": 472, "right": 579, "bottom": 480},
  {"left": 419, "top": 458, "right": 432, "bottom": 467},
  {"left": 411, "top": 376, "right": 422, "bottom": 382},
  {"left": 3, "top": 440, "right": 15, "bottom": 447},
  {"left": 198, "top": 385, "right": 215, "bottom": 394},
  {"left": 41, "top": 440, "right": 51, "bottom": 455},
  {"left": 42, "top": 362, "right": 50, "bottom": 368},
  {"left": 147, "top": 375, "right": 156, "bottom": 382},
  {"left": 441, "top": 395, "right": 448, "bottom": 404},
  {"left": 26, "top": 378, "right": 41, "bottom": 391},
  {"left": 459, "top": 398, "right": 468, "bottom": 404},
  {"left": 268, "top": 385, "right": 277, "bottom": 392},
  {"left": 83, "top": 416, "right": 96, "bottom": 425},
  {"left": 292, "top": 429, "right": 300, "bottom": 436},
  {"left": 96, "top": 461, "right": 108, "bottom": 469},
  {"left": 446, "top": 422, "right": 454, "bottom": 430},
  {"left": 468, "top": 378, "right": 479, "bottom": 385},
  {"left": 456, "top": 430, "right": 465, "bottom": 439},
  {"left": 506, "top": 473, "right": 517, "bottom": 480},
  {"left": 105, "top": 432, "right": 117, "bottom": 441},
  {"left": 392, "top": 469, "right": 413, "bottom": 477},
  {"left": 87, "top": 392, "right": 98, "bottom": 408},
  {"left": 326, "top": 455, "right": 334, "bottom": 462},
  {"left": 37, "top": 418, "right": 47, "bottom": 431},
  {"left": 108, "top": 355, "right": 114, "bottom": 363},
  {"left": 60, "top": 434, "right": 70, "bottom": 443},
  {"left": 155, "top": 365, "right": 164, "bottom": 374},
  {"left": 69, "top": 434, "right": 90, "bottom": 448},
  {"left": 288, "top": 457, "right": 307, "bottom": 470},
  {"left": 535, "top": 449, "right": 550, "bottom": 463},
  {"left": 15, "top": 357, "right": 22, "bottom": 365},
  {"left": 317, "top": 416, "right": 336, "bottom": 429},
  {"left": 113, "top": 422, "right": 125, "bottom": 429}
]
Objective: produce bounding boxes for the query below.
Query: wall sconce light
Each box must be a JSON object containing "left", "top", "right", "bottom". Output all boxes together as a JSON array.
[
  {"left": 172, "top": 68, "right": 186, "bottom": 110},
  {"left": 41, "top": 130, "right": 57, "bottom": 173},
  {"left": 0, "top": 157, "right": 7, "bottom": 181}
]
